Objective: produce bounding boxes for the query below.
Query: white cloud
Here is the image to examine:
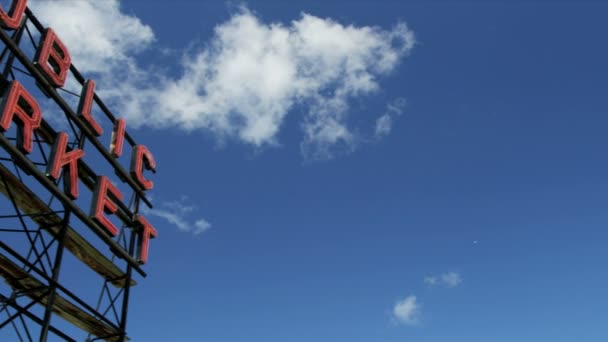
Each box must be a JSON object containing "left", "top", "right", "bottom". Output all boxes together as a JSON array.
[
  {"left": 375, "top": 97, "right": 406, "bottom": 138},
  {"left": 375, "top": 114, "right": 392, "bottom": 137},
  {"left": 29, "top": 2, "right": 415, "bottom": 159},
  {"left": 194, "top": 218, "right": 212, "bottom": 235},
  {"left": 423, "top": 276, "right": 438, "bottom": 286},
  {"left": 29, "top": 0, "right": 154, "bottom": 74},
  {"left": 392, "top": 295, "right": 420, "bottom": 326},
  {"left": 425, "top": 271, "right": 462, "bottom": 288},
  {"left": 143, "top": 198, "right": 211, "bottom": 236},
  {"left": 441, "top": 271, "right": 462, "bottom": 288}
]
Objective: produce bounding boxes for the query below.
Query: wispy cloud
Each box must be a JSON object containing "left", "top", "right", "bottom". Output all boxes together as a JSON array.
[
  {"left": 143, "top": 198, "right": 211, "bottom": 236},
  {"left": 441, "top": 272, "right": 462, "bottom": 288},
  {"left": 423, "top": 276, "right": 438, "bottom": 286},
  {"left": 392, "top": 295, "right": 421, "bottom": 326},
  {"left": 30, "top": 1, "right": 415, "bottom": 160},
  {"left": 375, "top": 97, "right": 407, "bottom": 138},
  {"left": 424, "top": 271, "right": 462, "bottom": 288}
]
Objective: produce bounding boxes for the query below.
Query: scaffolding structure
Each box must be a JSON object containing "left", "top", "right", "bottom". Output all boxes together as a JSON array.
[{"left": 0, "top": 6, "right": 153, "bottom": 342}]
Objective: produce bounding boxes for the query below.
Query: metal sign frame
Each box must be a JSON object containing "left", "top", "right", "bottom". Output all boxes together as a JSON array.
[{"left": 0, "top": 4, "right": 157, "bottom": 341}]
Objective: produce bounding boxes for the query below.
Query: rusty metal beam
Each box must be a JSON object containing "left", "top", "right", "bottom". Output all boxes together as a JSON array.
[
  {"left": 0, "top": 253, "right": 124, "bottom": 341},
  {"left": 0, "top": 163, "right": 136, "bottom": 288},
  {"left": 0, "top": 130, "right": 146, "bottom": 277}
]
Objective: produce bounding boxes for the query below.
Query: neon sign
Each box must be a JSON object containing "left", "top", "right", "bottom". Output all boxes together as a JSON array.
[{"left": 0, "top": 0, "right": 157, "bottom": 264}]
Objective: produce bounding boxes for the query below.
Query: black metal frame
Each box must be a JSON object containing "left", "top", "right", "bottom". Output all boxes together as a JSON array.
[{"left": 0, "top": 6, "right": 151, "bottom": 342}]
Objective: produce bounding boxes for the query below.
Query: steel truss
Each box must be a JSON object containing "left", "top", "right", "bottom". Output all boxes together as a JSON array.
[{"left": 0, "top": 7, "right": 151, "bottom": 342}]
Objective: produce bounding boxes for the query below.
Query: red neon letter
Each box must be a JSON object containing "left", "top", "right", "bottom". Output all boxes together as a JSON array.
[
  {"left": 77, "top": 80, "right": 102, "bottom": 136},
  {"left": 134, "top": 214, "right": 157, "bottom": 264},
  {"left": 0, "top": 0, "right": 26, "bottom": 30},
  {"left": 130, "top": 145, "right": 156, "bottom": 190},
  {"left": 0, "top": 80, "right": 41, "bottom": 154},
  {"left": 35, "top": 28, "right": 71, "bottom": 88},
  {"left": 90, "top": 176, "right": 123, "bottom": 236},
  {"left": 46, "top": 132, "right": 85, "bottom": 199},
  {"left": 110, "top": 118, "right": 125, "bottom": 157}
]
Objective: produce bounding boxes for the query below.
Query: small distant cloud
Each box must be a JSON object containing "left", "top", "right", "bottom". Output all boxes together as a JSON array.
[
  {"left": 441, "top": 272, "right": 462, "bottom": 288},
  {"left": 374, "top": 97, "right": 407, "bottom": 138},
  {"left": 143, "top": 197, "right": 211, "bottom": 236},
  {"left": 423, "top": 276, "right": 438, "bottom": 286},
  {"left": 425, "top": 271, "right": 462, "bottom": 288},
  {"left": 392, "top": 295, "right": 421, "bottom": 326},
  {"left": 392, "top": 271, "right": 461, "bottom": 327},
  {"left": 375, "top": 114, "right": 392, "bottom": 137}
]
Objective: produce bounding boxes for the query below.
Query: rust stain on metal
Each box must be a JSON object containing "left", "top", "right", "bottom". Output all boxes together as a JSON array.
[
  {"left": 0, "top": 163, "right": 135, "bottom": 288},
  {"left": 0, "top": 254, "right": 126, "bottom": 341}
]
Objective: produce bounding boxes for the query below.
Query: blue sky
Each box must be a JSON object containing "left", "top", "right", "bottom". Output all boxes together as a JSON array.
[{"left": 5, "top": 0, "right": 608, "bottom": 341}]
